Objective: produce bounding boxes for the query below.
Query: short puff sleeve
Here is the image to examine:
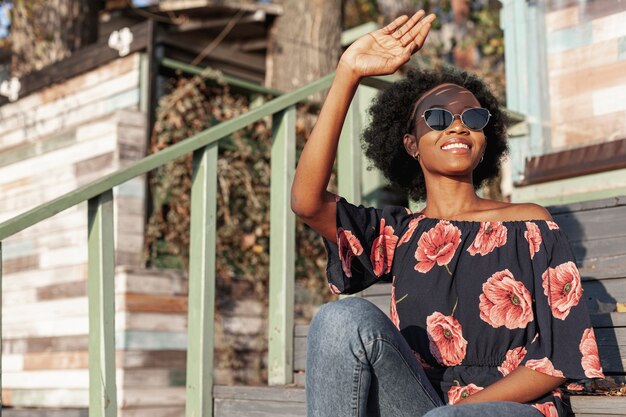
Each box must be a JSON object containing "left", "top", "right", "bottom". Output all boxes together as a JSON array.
[
  {"left": 521, "top": 221, "right": 605, "bottom": 382},
  {"left": 323, "top": 196, "right": 410, "bottom": 295}
]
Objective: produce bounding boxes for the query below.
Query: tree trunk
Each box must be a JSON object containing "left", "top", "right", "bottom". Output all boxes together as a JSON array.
[
  {"left": 265, "top": 0, "right": 342, "bottom": 99},
  {"left": 11, "top": 0, "right": 100, "bottom": 77}
]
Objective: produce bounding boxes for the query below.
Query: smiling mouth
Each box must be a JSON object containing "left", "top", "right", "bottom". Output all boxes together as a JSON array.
[{"left": 441, "top": 143, "right": 470, "bottom": 151}]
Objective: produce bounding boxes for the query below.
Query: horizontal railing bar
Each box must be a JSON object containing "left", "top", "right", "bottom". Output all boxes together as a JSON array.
[
  {"left": 0, "top": 72, "right": 336, "bottom": 240},
  {"left": 160, "top": 58, "right": 284, "bottom": 97}
]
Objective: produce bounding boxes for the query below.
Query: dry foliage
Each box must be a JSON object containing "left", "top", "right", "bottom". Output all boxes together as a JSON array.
[{"left": 144, "top": 72, "right": 332, "bottom": 323}]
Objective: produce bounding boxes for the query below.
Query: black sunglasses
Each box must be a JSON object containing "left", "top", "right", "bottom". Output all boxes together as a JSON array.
[
  {"left": 422, "top": 107, "right": 491, "bottom": 131},
  {"left": 408, "top": 107, "right": 491, "bottom": 132}
]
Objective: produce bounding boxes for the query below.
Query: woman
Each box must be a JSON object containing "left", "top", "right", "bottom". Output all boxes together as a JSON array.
[{"left": 290, "top": 10, "right": 604, "bottom": 417}]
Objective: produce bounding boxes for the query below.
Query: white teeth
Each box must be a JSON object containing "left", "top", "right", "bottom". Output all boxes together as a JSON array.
[{"left": 442, "top": 143, "right": 469, "bottom": 150}]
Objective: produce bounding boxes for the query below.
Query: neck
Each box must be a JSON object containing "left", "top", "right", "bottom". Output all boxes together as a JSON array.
[{"left": 420, "top": 174, "right": 484, "bottom": 219}]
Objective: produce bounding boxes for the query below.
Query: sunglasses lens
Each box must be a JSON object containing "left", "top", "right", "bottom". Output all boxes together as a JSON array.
[
  {"left": 461, "top": 108, "right": 490, "bottom": 130},
  {"left": 424, "top": 109, "right": 453, "bottom": 131}
]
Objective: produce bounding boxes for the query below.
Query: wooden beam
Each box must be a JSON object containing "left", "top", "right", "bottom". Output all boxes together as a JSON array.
[
  {"left": 161, "top": 34, "right": 265, "bottom": 73},
  {"left": 0, "top": 21, "right": 149, "bottom": 106},
  {"left": 517, "top": 137, "right": 626, "bottom": 186}
]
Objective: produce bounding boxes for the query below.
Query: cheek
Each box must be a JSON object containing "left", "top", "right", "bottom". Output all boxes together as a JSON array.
[{"left": 417, "top": 131, "right": 443, "bottom": 150}]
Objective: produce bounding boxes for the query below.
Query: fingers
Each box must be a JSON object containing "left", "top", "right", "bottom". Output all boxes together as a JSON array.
[
  {"left": 391, "top": 10, "right": 425, "bottom": 39},
  {"left": 381, "top": 14, "right": 410, "bottom": 35},
  {"left": 413, "top": 16, "right": 435, "bottom": 51},
  {"left": 400, "top": 13, "right": 436, "bottom": 47}
]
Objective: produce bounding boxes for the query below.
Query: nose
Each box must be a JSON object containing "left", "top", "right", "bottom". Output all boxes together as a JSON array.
[{"left": 446, "top": 114, "right": 469, "bottom": 133}]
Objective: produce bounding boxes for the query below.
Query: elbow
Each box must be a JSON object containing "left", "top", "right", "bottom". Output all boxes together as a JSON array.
[{"left": 290, "top": 192, "right": 320, "bottom": 220}]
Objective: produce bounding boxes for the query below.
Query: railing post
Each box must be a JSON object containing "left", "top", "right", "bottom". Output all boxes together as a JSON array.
[
  {"left": 268, "top": 106, "right": 296, "bottom": 385},
  {"left": 87, "top": 190, "right": 118, "bottom": 417},
  {"left": 338, "top": 87, "right": 363, "bottom": 300},
  {"left": 338, "top": 87, "right": 362, "bottom": 205},
  {"left": 185, "top": 143, "right": 218, "bottom": 417}
]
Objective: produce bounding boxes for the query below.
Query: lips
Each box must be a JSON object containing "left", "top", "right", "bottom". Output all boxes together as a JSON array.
[{"left": 441, "top": 138, "right": 472, "bottom": 150}]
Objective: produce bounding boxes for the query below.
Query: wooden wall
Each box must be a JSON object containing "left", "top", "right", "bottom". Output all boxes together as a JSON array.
[
  {"left": 0, "top": 52, "right": 189, "bottom": 416},
  {"left": 545, "top": 1, "right": 626, "bottom": 148}
]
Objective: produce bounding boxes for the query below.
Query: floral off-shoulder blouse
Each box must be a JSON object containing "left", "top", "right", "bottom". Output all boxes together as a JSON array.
[{"left": 323, "top": 196, "right": 605, "bottom": 417}]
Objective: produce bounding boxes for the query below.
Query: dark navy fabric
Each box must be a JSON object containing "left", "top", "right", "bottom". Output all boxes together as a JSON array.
[{"left": 323, "top": 196, "right": 605, "bottom": 417}]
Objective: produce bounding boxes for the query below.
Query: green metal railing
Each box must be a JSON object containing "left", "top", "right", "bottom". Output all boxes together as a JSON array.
[{"left": 0, "top": 61, "right": 397, "bottom": 417}]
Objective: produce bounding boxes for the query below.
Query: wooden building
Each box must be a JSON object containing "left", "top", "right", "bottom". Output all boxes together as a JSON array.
[
  {"left": 500, "top": 0, "right": 626, "bottom": 204},
  {"left": 0, "top": 2, "right": 279, "bottom": 415}
]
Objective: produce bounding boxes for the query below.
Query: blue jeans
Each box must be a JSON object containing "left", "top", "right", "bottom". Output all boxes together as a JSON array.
[{"left": 306, "top": 297, "right": 543, "bottom": 417}]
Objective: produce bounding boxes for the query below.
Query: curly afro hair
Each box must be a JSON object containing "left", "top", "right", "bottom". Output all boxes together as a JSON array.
[{"left": 361, "top": 66, "right": 510, "bottom": 202}]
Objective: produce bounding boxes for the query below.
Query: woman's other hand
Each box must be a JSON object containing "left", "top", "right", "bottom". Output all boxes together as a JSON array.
[{"left": 339, "top": 11, "right": 436, "bottom": 78}]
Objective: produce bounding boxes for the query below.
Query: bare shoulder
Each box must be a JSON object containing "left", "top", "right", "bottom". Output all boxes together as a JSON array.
[{"left": 500, "top": 202, "right": 554, "bottom": 222}]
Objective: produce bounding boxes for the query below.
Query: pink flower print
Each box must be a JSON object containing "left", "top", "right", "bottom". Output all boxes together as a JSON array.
[
  {"left": 479, "top": 269, "right": 533, "bottom": 329},
  {"left": 414, "top": 220, "right": 461, "bottom": 274},
  {"left": 546, "top": 221, "right": 559, "bottom": 230},
  {"left": 525, "top": 357, "right": 565, "bottom": 378},
  {"left": 390, "top": 276, "right": 400, "bottom": 329},
  {"left": 579, "top": 327, "right": 604, "bottom": 378},
  {"left": 413, "top": 350, "right": 432, "bottom": 370},
  {"left": 426, "top": 312, "right": 467, "bottom": 366},
  {"left": 447, "top": 384, "right": 483, "bottom": 405},
  {"left": 405, "top": 207, "right": 413, "bottom": 215},
  {"left": 532, "top": 402, "right": 558, "bottom": 417},
  {"left": 398, "top": 215, "right": 425, "bottom": 247},
  {"left": 525, "top": 222, "right": 542, "bottom": 259},
  {"left": 328, "top": 283, "right": 342, "bottom": 295},
  {"left": 371, "top": 219, "right": 398, "bottom": 277},
  {"left": 552, "top": 389, "right": 563, "bottom": 399},
  {"left": 467, "top": 221, "right": 508, "bottom": 256},
  {"left": 542, "top": 261, "right": 582, "bottom": 320},
  {"left": 332, "top": 193, "right": 342, "bottom": 202},
  {"left": 498, "top": 346, "right": 527, "bottom": 376},
  {"left": 566, "top": 383, "right": 584, "bottom": 391},
  {"left": 337, "top": 228, "right": 363, "bottom": 277}
]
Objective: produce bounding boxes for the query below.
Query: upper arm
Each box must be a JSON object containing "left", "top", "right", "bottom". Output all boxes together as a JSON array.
[{"left": 292, "top": 190, "right": 338, "bottom": 243}]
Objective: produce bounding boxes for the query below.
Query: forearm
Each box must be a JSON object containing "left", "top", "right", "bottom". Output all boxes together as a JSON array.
[
  {"left": 457, "top": 366, "right": 566, "bottom": 404},
  {"left": 291, "top": 62, "right": 361, "bottom": 217}
]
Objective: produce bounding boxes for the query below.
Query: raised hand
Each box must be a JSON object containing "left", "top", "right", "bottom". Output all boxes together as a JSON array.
[{"left": 339, "top": 11, "right": 436, "bottom": 78}]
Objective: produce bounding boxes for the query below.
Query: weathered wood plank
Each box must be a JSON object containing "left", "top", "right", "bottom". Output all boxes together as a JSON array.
[
  {"left": 551, "top": 207, "right": 626, "bottom": 240},
  {"left": 213, "top": 385, "right": 305, "bottom": 402},
  {"left": 116, "top": 312, "right": 187, "bottom": 332},
  {"left": 3, "top": 335, "right": 88, "bottom": 355},
  {"left": 214, "top": 398, "right": 306, "bottom": 417},
  {"left": 119, "top": 368, "right": 185, "bottom": 388},
  {"left": 3, "top": 370, "right": 88, "bottom": 389},
  {"left": 570, "top": 395, "right": 626, "bottom": 415},
  {"left": 120, "top": 293, "right": 187, "bottom": 313},
  {"left": 117, "top": 407, "right": 185, "bottom": 417},
  {"left": 584, "top": 278, "right": 626, "bottom": 313},
  {"left": 118, "top": 351, "right": 186, "bottom": 369},
  {"left": 115, "top": 268, "right": 187, "bottom": 296},
  {"left": 115, "top": 330, "right": 187, "bottom": 351},
  {"left": 2, "top": 388, "right": 89, "bottom": 408},
  {"left": 2, "top": 408, "right": 88, "bottom": 417},
  {"left": 0, "top": 69, "right": 140, "bottom": 139},
  {"left": 118, "top": 387, "right": 186, "bottom": 408}
]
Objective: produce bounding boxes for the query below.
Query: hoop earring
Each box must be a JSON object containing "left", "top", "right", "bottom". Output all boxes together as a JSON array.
[
  {"left": 414, "top": 153, "right": 420, "bottom": 161},
  {"left": 480, "top": 155, "right": 484, "bottom": 163}
]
